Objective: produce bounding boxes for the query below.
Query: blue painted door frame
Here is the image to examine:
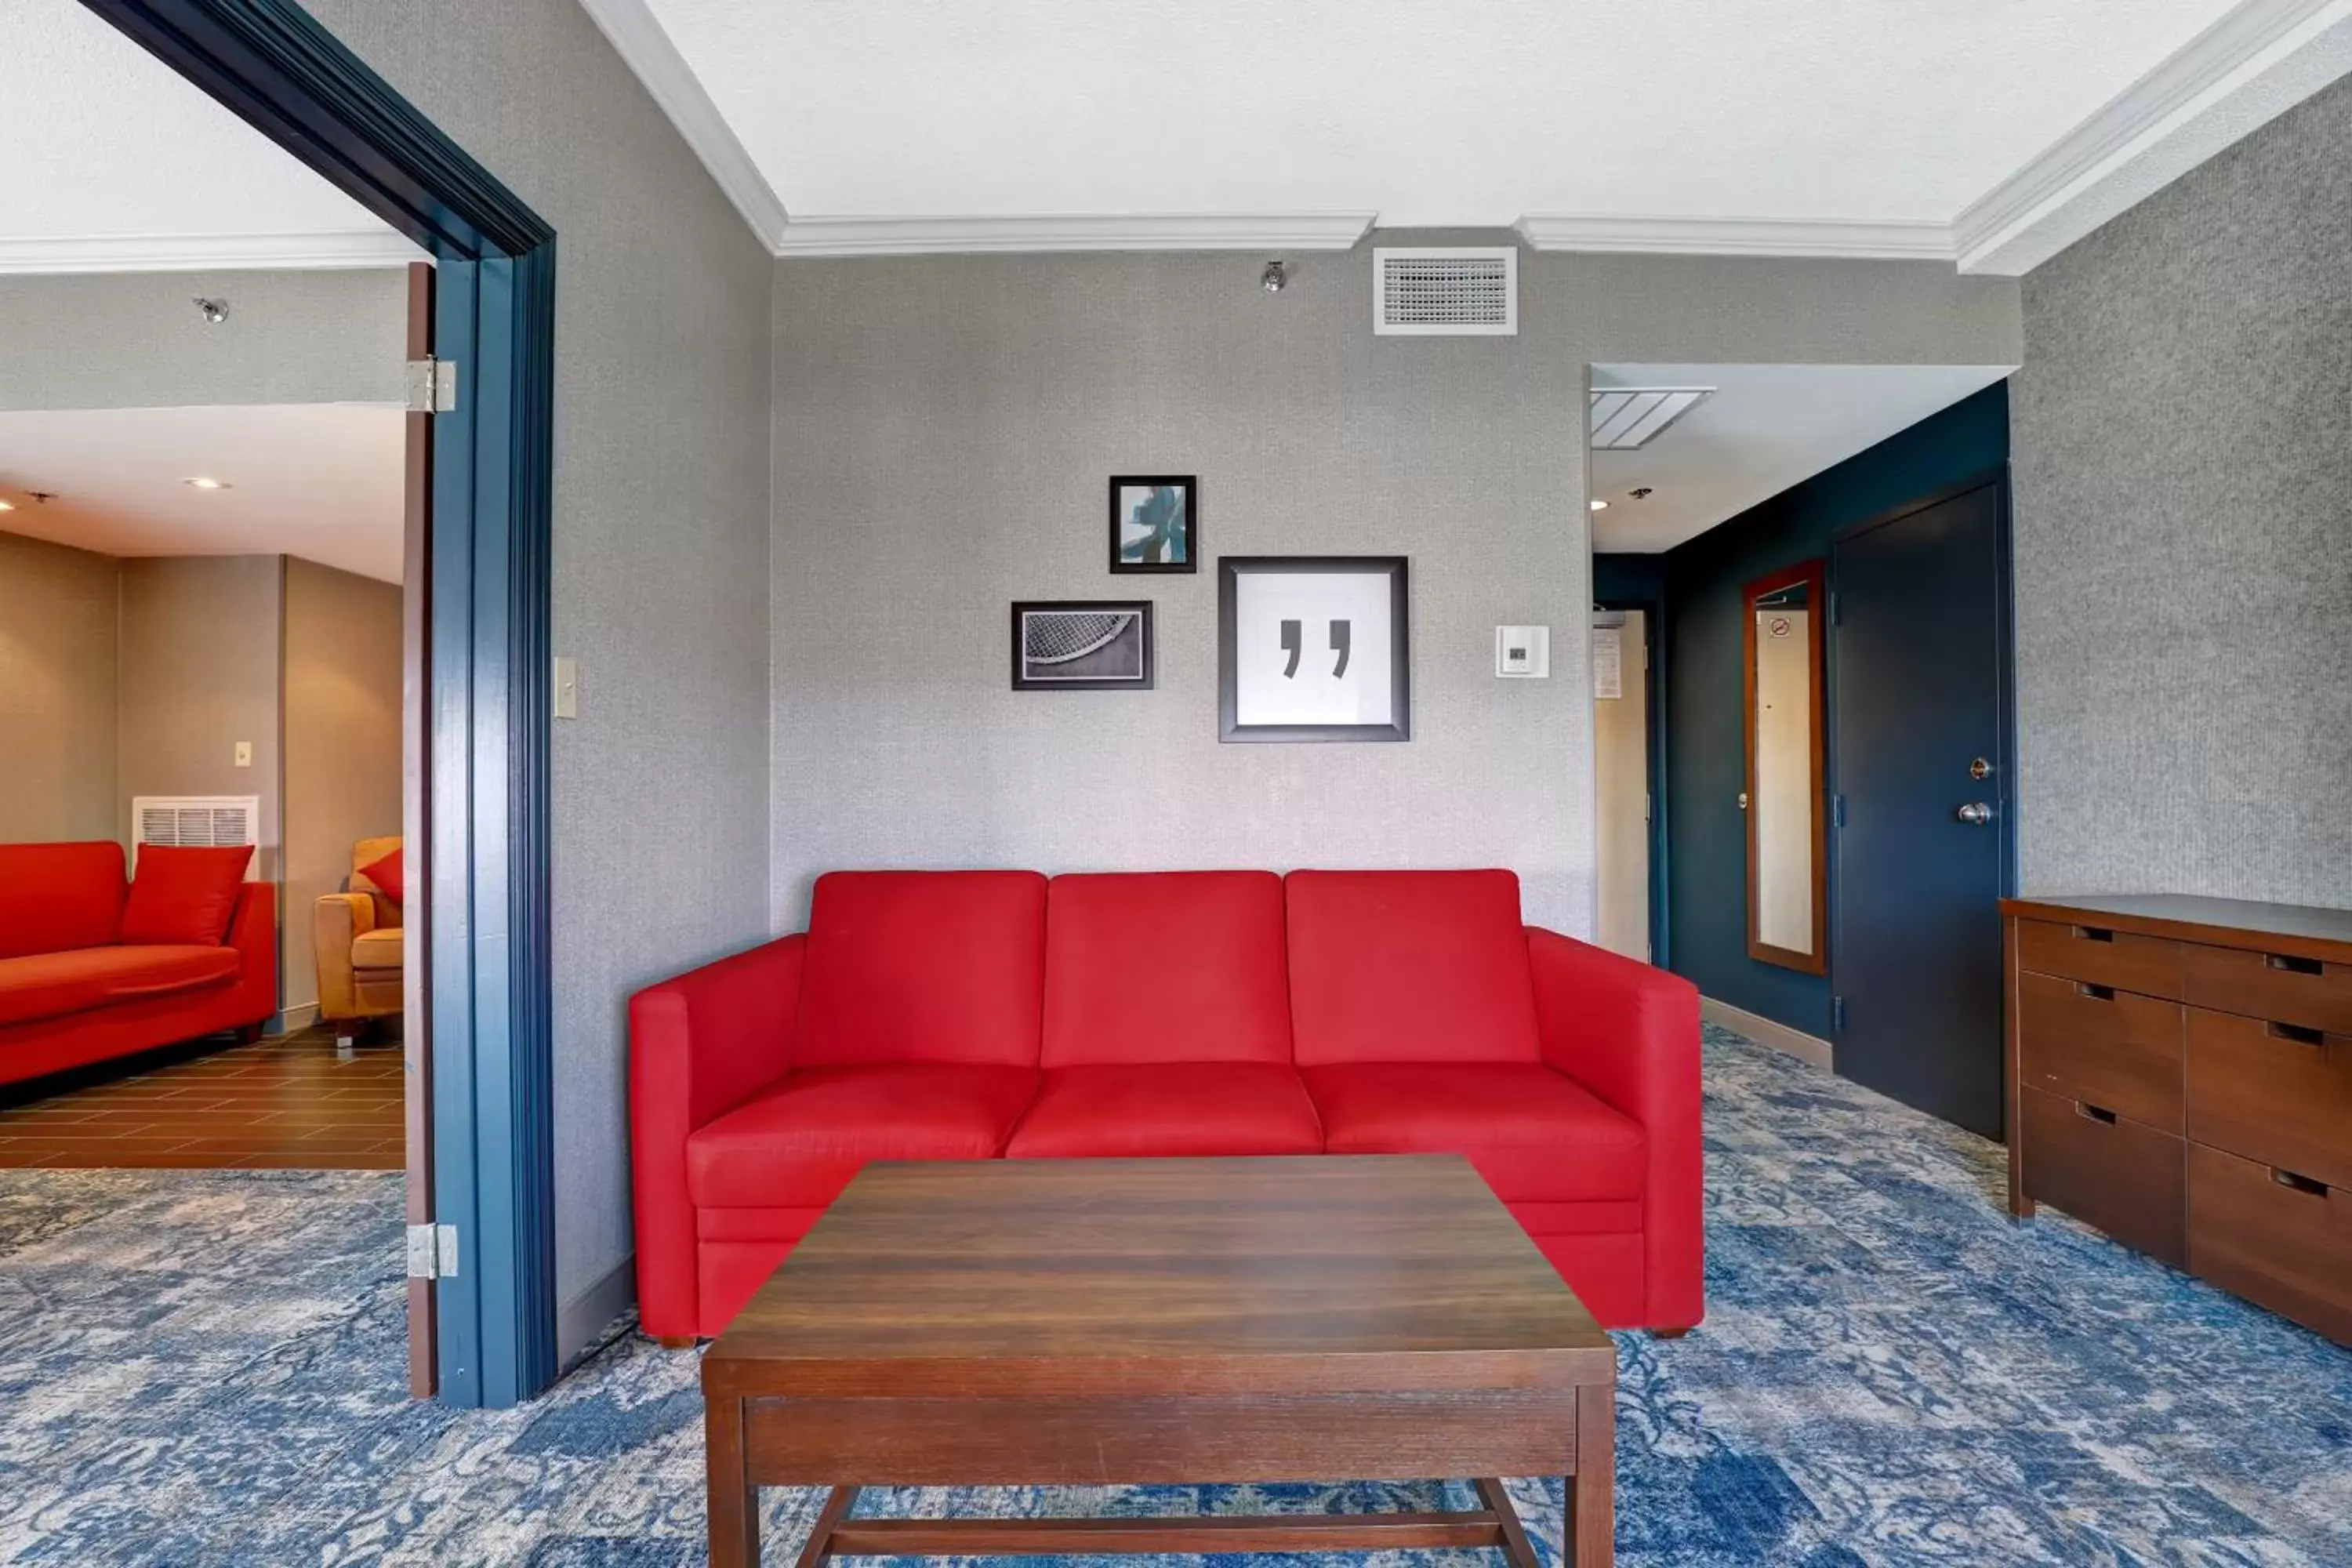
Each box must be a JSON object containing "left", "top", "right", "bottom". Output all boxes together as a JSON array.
[{"left": 86, "top": 0, "right": 560, "bottom": 1406}]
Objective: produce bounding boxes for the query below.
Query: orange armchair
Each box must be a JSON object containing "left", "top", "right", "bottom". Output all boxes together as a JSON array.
[{"left": 314, "top": 835, "right": 402, "bottom": 1048}]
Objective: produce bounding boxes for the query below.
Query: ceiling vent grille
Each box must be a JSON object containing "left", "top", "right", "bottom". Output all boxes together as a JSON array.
[
  {"left": 1588, "top": 387, "right": 1713, "bottom": 449},
  {"left": 132, "top": 796, "right": 259, "bottom": 869},
  {"left": 1374, "top": 247, "right": 1517, "bottom": 336}
]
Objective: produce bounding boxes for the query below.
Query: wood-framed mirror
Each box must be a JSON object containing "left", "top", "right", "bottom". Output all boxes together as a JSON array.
[{"left": 1743, "top": 559, "right": 1828, "bottom": 975}]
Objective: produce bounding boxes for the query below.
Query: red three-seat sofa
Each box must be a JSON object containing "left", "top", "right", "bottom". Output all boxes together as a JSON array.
[{"left": 629, "top": 867, "right": 1702, "bottom": 1341}]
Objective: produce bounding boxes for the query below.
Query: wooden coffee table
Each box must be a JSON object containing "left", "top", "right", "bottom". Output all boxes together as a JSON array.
[{"left": 702, "top": 1154, "right": 1616, "bottom": 1566}]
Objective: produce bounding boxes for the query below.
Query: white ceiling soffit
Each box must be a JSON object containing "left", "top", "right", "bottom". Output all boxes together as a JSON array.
[
  {"left": 0, "top": 405, "right": 406, "bottom": 584},
  {"left": 1588, "top": 365, "right": 2013, "bottom": 554},
  {"left": 586, "top": 0, "right": 2350, "bottom": 271},
  {"left": 0, "top": 0, "right": 416, "bottom": 274},
  {"left": 1589, "top": 388, "right": 1713, "bottom": 451}
]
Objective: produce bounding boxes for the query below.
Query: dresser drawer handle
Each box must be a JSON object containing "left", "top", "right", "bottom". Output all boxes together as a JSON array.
[
  {"left": 2076, "top": 982, "right": 2115, "bottom": 1001},
  {"left": 2265, "top": 952, "right": 2324, "bottom": 977},
  {"left": 2270, "top": 1167, "right": 2329, "bottom": 1198},
  {"left": 2268, "top": 1021, "right": 2325, "bottom": 1047},
  {"left": 2074, "top": 1102, "right": 2118, "bottom": 1125},
  {"left": 2071, "top": 926, "right": 2115, "bottom": 944}
]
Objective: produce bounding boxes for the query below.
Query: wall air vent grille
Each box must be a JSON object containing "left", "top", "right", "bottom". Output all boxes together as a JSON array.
[
  {"left": 132, "top": 795, "right": 259, "bottom": 869},
  {"left": 1374, "top": 247, "right": 1517, "bottom": 336},
  {"left": 1588, "top": 387, "right": 1714, "bottom": 449}
]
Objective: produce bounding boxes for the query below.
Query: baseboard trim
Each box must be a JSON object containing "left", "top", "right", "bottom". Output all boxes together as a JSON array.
[
  {"left": 276, "top": 1003, "right": 320, "bottom": 1033},
  {"left": 1702, "top": 997, "right": 1834, "bottom": 1071},
  {"left": 556, "top": 1254, "right": 637, "bottom": 1372}
]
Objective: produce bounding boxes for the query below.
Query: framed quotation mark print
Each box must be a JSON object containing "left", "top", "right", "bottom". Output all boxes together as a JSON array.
[{"left": 1218, "top": 557, "right": 1410, "bottom": 742}]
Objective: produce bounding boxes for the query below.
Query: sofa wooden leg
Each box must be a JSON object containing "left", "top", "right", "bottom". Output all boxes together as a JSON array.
[
  {"left": 655, "top": 1334, "right": 699, "bottom": 1350},
  {"left": 1653, "top": 1327, "right": 1691, "bottom": 1340}
]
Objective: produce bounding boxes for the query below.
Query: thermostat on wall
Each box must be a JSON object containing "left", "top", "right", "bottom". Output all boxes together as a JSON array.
[{"left": 1495, "top": 625, "right": 1549, "bottom": 678}]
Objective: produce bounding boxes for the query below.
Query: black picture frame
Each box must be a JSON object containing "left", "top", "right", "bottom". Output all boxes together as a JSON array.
[
  {"left": 1107, "top": 476, "right": 1198, "bottom": 574},
  {"left": 1218, "top": 557, "right": 1410, "bottom": 742},
  {"left": 1011, "top": 601, "right": 1156, "bottom": 691}
]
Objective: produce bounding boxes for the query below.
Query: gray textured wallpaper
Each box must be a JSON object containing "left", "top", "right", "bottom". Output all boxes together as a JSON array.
[
  {"left": 0, "top": 530, "right": 119, "bottom": 844},
  {"left": 0, "top": 268, "right": 405, "bottom": 411},
  {"left": 299, "top": 0, "right": 777, "bottom": 1326},
  {"left": 771, "top": 243, "right": 2020, "bottom": 935},
  {"left": 2012, "top": 72, "right": 2352, "bottom": 907}
]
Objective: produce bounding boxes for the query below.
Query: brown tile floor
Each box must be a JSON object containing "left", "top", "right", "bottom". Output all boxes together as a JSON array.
[{"left": 0, "top": 1026, "right": 405, "bottom": 1170}]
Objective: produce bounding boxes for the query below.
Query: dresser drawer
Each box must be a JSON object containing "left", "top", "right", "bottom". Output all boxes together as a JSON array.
[
  {"left": 2020, "top": 1087, "right": 2184, "bottom": 1265},
  {"left": 2017, "top": 972, "right": 2183, "bottom": 1132},
  {"left": 2187, "top": 1142, "right": 2352, "bottom": 1345},
  {"left": 2181, "top": 942, "right": 2352, "bottom": 1035},
  {"left": 2186, "top": 1007, "right": 2352, "bottom": 1193},
  {"left": 2017, "top": 920, "right": 2181, "bottom": 1000}
]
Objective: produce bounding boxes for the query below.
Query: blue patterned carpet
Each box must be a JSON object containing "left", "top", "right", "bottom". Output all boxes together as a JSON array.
[{"left": 1, "top": 1026, "right": 2347, "bottom": 1566}]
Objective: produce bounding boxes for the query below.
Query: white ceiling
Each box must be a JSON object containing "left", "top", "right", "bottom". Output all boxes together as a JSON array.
[
  {"left": 0, "top": 0, "right": 415, "bottom": 272},
  {"left": 0, "top": 406, "right": 407, "bottom": 583},
  {"left": 1589, "top": 365, "right": 2013, "bottom": 554},
  {"left": 600, "top": 0, "right": 2352, "bottom": 270}
]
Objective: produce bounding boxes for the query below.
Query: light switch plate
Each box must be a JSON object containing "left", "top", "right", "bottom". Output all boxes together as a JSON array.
[
  {"left": 233, "top": 740, "right": 252, "bottom": 768},
  {"left": 553, "top": 656, "right": 578, "bottom": 720},
  {"left": 1495, "top": 625, "right": 1549, "bottom": 678}
]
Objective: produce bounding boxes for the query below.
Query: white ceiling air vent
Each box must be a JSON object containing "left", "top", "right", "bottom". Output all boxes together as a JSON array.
[
  {"left": 1374, "top": 247, "right": 1517, "bottom": 336},
  {"left": 1588, "top": 387, "right": 1713, "bottom": 449},
  {"left": 132, "top": 795, "right": 259, "bottom": 869}
]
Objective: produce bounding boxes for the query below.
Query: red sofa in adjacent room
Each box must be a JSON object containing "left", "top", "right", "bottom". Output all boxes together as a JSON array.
[
  {"left": 630, "top": 868, "right": 1702, "bottom": 1341},
  {"left": 0, "top": 841, "right": 278, "bottom": 1088}
]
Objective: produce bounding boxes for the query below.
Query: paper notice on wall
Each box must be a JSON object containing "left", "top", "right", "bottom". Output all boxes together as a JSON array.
[{"left": 1592, "top": 627, "right": 1623, "bottom": 699}]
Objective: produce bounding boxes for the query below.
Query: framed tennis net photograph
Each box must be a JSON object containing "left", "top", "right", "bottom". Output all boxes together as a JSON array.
[{"left": 1011, "top": 601, "right": 1155, "bottom": 691}]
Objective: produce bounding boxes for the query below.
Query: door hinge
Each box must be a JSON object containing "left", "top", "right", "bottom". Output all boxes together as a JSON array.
[
  {"left": 405, "top": 1221, "right": 459, "bottom": 1279},
  {"left": 1831, "top": 996, "right": 1847, "bottom": 1033},
  {"left": 1832, "top": 793, "right": 1846, "bottom": 829},
  {"left": 405, "top": 356, "right": 458, "bottom": 413}
]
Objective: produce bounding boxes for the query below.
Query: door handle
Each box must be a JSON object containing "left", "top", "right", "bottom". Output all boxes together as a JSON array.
[{"left": 1955, "top": 801, "right": 1995, "bottom": 826}]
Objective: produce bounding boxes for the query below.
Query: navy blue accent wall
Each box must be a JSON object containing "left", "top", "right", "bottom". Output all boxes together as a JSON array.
[{"left": 1658, "top": 382, "right": 2011, "bottom": 1036}]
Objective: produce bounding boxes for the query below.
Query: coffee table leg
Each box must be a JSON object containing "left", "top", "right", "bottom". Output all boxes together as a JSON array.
[
  {"left": 706, "top": 1393, "right": 760, "bottom": 1568},
  {"left": 1474, "top": 1479, "right": 1541, "bottom": 1568},
  {"left": 1570, "top": 1385, "right": 1616, "bottom": 1568}
]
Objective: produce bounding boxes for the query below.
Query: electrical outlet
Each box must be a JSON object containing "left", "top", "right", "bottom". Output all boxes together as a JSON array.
[{"left": 233, "top": 741, "right": 252, "bottom": 768}]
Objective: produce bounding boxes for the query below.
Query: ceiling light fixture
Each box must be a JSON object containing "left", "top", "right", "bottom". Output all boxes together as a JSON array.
[
  {"left": 0, "top": 499, "right": 13, "bottom": 511},
  {"left": 1589, "top": 499, "right": 1609, "bottom": 511},
  {"left": 184, "top": 477, "right": 231, "bottom": 491}
]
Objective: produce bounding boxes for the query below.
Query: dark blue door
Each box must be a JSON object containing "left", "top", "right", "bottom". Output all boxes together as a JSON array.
[{"left": 1831, "top": 480, "right": 2009, "bottom": 1138}]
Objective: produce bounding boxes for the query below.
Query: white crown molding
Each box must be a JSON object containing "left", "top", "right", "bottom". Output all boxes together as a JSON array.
[
  {"left": 1515, "top": 213, "right": 1954, "bottom": 261},
  {"left": 575, "top": 0, "right": 789, "bottom": 249},
  {"left": 0, "top": 230, "right": 421, "bottom": 274},
  {"left": 772, "top": 213, "right": 1379, "bottom": 258},
  {"left": 1955, "top": 0, "right": 2352, "bottom": 274}
]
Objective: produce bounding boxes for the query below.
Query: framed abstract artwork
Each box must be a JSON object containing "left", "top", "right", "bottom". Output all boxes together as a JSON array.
[
  {"left": 1011, "top": 601, "right": 1155, "bottom": 691},
  {"left": 1109, "top": 476, "right": 1197, "bottom": 573},
  {"left": 1218, "top": 557, "right": 1409, "bottom": 742}
]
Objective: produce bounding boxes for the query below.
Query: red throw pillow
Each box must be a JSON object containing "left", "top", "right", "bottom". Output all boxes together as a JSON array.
[
  {"left": 120, "top": 844, "right": 256, "bottom": 946},
  {"left": 358, "top": 845, "right": 405, "bottom": 908}
]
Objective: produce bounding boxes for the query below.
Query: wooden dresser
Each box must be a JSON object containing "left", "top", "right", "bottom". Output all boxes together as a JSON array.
[{"left": 2002, "top": 895, "right": 2352, "bottom": 1344}]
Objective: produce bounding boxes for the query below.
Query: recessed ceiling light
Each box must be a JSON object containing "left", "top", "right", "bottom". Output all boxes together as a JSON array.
[
  {"left": 0, "top": 499, "right": 13, "bottom": 512},
  {"left": 1589, "top": 499, "right": 1609, "bottom": 511},
  {"left": 184, "top": 477, "right": 230, "bottom": 490}
]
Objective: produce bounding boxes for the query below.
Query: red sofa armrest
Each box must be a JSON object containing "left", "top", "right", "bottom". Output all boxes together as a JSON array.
[
  {"left": 226, "top": 880, "right": 278, "bottom": 1025},
  {"left": 628, "top": 934, "right": 804, "bottom": 1338},
  {"left": 1525, "top": 924, "right": 1704, "bottom": 1330}
]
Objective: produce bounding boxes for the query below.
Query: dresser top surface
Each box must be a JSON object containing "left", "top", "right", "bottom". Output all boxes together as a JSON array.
[{"left": 2004, "top": 893, "right": 2352, "bottom": 955}]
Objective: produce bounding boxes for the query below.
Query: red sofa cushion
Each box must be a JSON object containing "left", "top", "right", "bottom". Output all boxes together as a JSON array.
[
  {"left": 1304, "top": 1062, "right": 1646, "bottom": 1202},
  {"left": 121, "top": 845, "right": 256, "bottom": 946},
  {"left": 1007, "top": 1062, "right": 1323, "bottom": 1157},
  {"left": 685, "top": 1062, "right": 1037, "bottom": 1210},
  {"left": 0, "top": 842, "right": 127, "bottom": 959},
  {"left": 1043, "top": 872, "right": 1291, "bottom": 1065},
  {"left": 795, "top": 871, "right": 1047, "bottom": 1066},
  {"left": 1286, "top": 869, "right": 1543, "bottom": 1065},
  {"left": 0, "top": 946, "right": 242, "bottom": 1028}
]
